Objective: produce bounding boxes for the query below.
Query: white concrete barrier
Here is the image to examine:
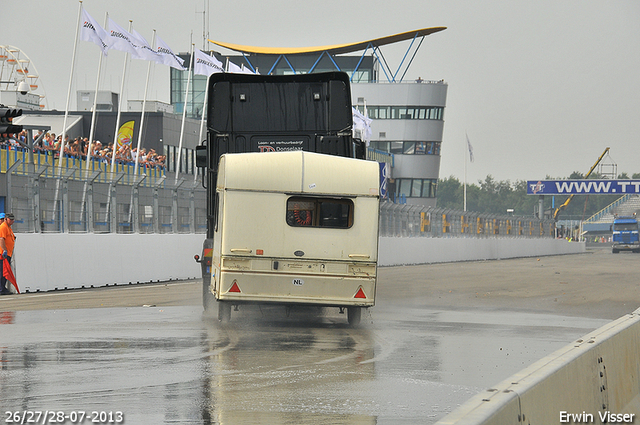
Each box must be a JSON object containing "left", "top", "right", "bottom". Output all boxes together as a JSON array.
[
  {"left": 436, "top": 308, "right": 640, "bottom": 425},
  {"left": 11, "top": 234, "right": 584, "bottom": 292},
  {"left": 14, "top": 233, "right": 204, "bottom": 292},
  {"left": 378, "top": 237, "right": 585, "bottom": 266}
]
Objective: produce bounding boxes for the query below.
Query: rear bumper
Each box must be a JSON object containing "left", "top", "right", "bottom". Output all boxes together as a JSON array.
[
  {"left": 216, "top": 270, "right": 376, "bottom": 307},
  {"left": 612, "top": 243, "right": 640, "bottom": 251}
]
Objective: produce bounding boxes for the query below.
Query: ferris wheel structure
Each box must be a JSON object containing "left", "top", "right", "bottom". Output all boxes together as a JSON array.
[{"left": 0, "top": 44, "right": 48, "bottom": 109}]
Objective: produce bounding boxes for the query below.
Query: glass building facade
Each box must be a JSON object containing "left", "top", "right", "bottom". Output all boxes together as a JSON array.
[{"left": 169, "top": 49, "right": 446, "bottom": 206}]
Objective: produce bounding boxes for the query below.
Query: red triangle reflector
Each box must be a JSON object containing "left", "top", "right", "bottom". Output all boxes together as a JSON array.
[
  {"left": 229, "top": 282, "right": 241, "bottom": 293},
  {"left": 354, "top": 288, "right": 366, "bottom": 299}
]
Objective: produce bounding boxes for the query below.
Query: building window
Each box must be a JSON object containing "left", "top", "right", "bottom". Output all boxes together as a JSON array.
[
  {"left": 397, "top": 180, "right": 412, "bottom": 198},
  {"left": 371, "top": 141, "right": 441, "bottom": 156},
  {"left": 395, "top": 178, "right": 437, "bottom": 198},
  {"left": 356, "top": 105, "right": 444, "bottom": 121},
  {"left": 171, "top": 67, "right": 209, "bottom": 120},
  {"left": 411, "top": 180, "right": 422, "bottom": 197},
  {"left": 164, "top": 146, "right": 198, "bottom": 174},
  {"left": 390, "top": 141, "right": 403, "bottom": 154}
]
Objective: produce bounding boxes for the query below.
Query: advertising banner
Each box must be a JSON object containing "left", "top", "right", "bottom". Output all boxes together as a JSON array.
[{"left": 527, "top": 180, "right": 640, "bottom": 195}]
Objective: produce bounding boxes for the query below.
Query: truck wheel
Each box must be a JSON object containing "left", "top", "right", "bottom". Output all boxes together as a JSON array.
[
  {"left": 347, "top": 307, "right": 362, "bottom": 326},
  {"left": 612, "top": 249, "right": 619, "bottom": 254},
  {"left": 218, "top": 301, "right": 231, "bottom": 323}
]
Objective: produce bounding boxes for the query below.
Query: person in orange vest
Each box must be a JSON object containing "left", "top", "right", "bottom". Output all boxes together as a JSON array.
[{"left": 0, "top": 212, "right": 16, "bottom": 295}]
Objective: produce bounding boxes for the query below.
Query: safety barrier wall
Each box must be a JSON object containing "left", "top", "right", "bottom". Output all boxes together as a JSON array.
[
  {"left": 12, "top": 234, "right": 585, "bottom": 292},
  {"left": 378, "top": 237, "right": 585, "bottom": 266},
  {"left": 14, "top": 233, "right": 204, "bottom": 292},
  {"left": 436, "top": 308, "right": 640, "bottom": 425}
]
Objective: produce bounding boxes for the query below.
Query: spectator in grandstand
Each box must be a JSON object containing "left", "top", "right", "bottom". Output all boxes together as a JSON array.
[
  {"left": 146, "top": 148, "right": 158, "bottom": 167},
  {"left": 53, "top": 135, "right": 62, "bottom": 155},
  {"left": 24, "top": 129, "right": 166, "bottom": 170},
  {"left": 115, "top": 144, "right": 132, "bottom": 164},
  {"left": 139, "top": 148, "right": 148, "bottom": 164},
  {"left": 33, "top": 132, "right": 44, "bottom": 152},
  {"left": 0, "top": 132, "right": 22, "bottom": 150},
  {"left": 157, "top": 155, "right": 166, "bottom": 168},
  {"left": 68, "top": 137, "right": 81, "bottom": 158},
  {"left": 81, "top": 137, "right": 88, "bottom": 158},
  {"left": 88, "top": 141, "right": 102, "bottom": 161}
]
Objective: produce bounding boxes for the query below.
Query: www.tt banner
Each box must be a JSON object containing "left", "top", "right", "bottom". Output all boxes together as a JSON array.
[{"left": 527, "top": 180, "right": 640, "bottom": 195}]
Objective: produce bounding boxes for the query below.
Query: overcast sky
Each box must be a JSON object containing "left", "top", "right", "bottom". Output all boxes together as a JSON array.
[{"left": 3, "top": 0, "right": 639, "bottom": 183}]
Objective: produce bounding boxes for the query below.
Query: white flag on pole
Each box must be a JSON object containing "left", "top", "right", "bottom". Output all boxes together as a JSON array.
[
  {"left": 80, "top": 8, "right": 109, "bottom": 55},
  {"left": 194, "top": 49, "right": 224, "bottom": 76},
  {"left": 156, "top": 36, "right": 186, "bottom": 70},
  {"left": 352, "top": 107, "right": 372, "bottom": 146},
  {"left": 466, "top": 133, "right": 474, "bottom": 163},
  {"left": 107, "top": 19, "right": 137, "bottom": 56},
  {"left": 227, "top": 60, "right": 243, "bottom": 73},
  {"left": 130, "top": 29, "right": 160, "bottom": 62}
]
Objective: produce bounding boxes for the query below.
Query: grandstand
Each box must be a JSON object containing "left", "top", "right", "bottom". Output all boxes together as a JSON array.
[{"left": 582, "top": 194, "right": 640, "bottom": 233}]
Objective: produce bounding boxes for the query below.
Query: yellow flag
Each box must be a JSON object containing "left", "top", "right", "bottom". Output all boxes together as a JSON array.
[{"left": 116, "top": 121, "right": 135, "bottom": 149}]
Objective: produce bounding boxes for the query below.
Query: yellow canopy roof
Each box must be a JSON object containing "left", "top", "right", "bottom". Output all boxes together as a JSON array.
[{"left": 208, "top": 27, "right": 446, "bottom": 55}]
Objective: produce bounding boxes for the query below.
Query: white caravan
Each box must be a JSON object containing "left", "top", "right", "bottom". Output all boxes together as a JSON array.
[{"left": 204, "top": 150, "right": 380, "bottom": 325}]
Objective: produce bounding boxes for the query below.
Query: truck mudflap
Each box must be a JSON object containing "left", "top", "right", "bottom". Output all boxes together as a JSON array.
[{"left": 195, "top": 238, "right": 215, "bottom": 310}]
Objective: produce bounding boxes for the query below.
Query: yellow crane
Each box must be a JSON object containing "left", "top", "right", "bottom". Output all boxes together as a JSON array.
[{"left": 553, "top": 147, "right": 610, "bottom": 221}]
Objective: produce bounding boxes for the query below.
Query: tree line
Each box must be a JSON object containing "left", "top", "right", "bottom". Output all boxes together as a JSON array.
[{"left": 436, "top": 172, "right": 640, "bottom": 220}]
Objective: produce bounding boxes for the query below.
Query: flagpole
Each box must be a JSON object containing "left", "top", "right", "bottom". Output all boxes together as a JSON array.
[
  {"left": 462, "top": 141, "right": 467, "bottom": 212},
  {"left": 85, "top": 12, "right": 108, "bottom": 176},
  {"left": 134, "top": 30, "right": 155, "bottom": 176},
  {"left": 58, "top": 0, "right": 84, "bottom": 174},
  {"left": 105, "top": 20, "right": 133, "bottom": 225},
  {"left": 196, "top": 73, "right": 210, "bottom": 182},
  {"left": 464, "top": 132, "right": 467, "bottom": 212},
  {"left": 80, "top": 11, "right": 109, "bottom": 226},
  {"left": 176, "top": 41, "right": 194, "bottom": 185},
  {"left": 52, "top": 0, "right": 82, "bottom": 228},
  {"left": 197, "top": 74, "right": 209, "bottom": 146},
  {"left": 111, "top": 21, "right": 133, "bottom": 175}
]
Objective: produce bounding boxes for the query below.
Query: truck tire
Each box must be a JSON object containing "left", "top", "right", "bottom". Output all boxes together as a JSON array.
[
  {"left": 218, "top": 301, "right": 232, "bottom": 323},
  {"left": 347, "top": 307, "right": 362, "bottom": 326},
  {"left": 612, "top": 249, "right": 619, "bottom": 254}
]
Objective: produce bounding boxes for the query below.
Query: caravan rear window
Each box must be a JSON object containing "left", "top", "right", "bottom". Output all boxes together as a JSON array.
[{"left": 286, "top": 197, "right": 353, "bottom": 228}]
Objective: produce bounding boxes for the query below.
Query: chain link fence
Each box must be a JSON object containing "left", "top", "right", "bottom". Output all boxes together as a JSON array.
[
  {"left": 5, "top": 159, "right": 553, "bottom": 239},
  {"left": 379, "top": 201, "right": 556, "bottom": 238},
  {"left": 7, "top": 161, "right": 206, "bottom": 234}
]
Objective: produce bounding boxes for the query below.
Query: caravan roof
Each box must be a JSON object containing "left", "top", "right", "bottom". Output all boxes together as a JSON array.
[{"left": 217, "top": 151, "right": 379, "bottom": 197}]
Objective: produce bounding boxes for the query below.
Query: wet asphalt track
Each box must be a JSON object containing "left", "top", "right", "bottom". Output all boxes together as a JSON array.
[{"left": 0, "top": 247, "right": 634, "bottom": 424}]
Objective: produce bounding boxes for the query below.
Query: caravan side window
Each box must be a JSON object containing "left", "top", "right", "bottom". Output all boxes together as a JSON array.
[{"left": 286, "top": 197, "right": 353, "bottom": 228}]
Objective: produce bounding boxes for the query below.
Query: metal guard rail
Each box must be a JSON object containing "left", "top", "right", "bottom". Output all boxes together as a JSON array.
[{"left": 379, "top": 202, "right": 556, "bottom": 238}]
